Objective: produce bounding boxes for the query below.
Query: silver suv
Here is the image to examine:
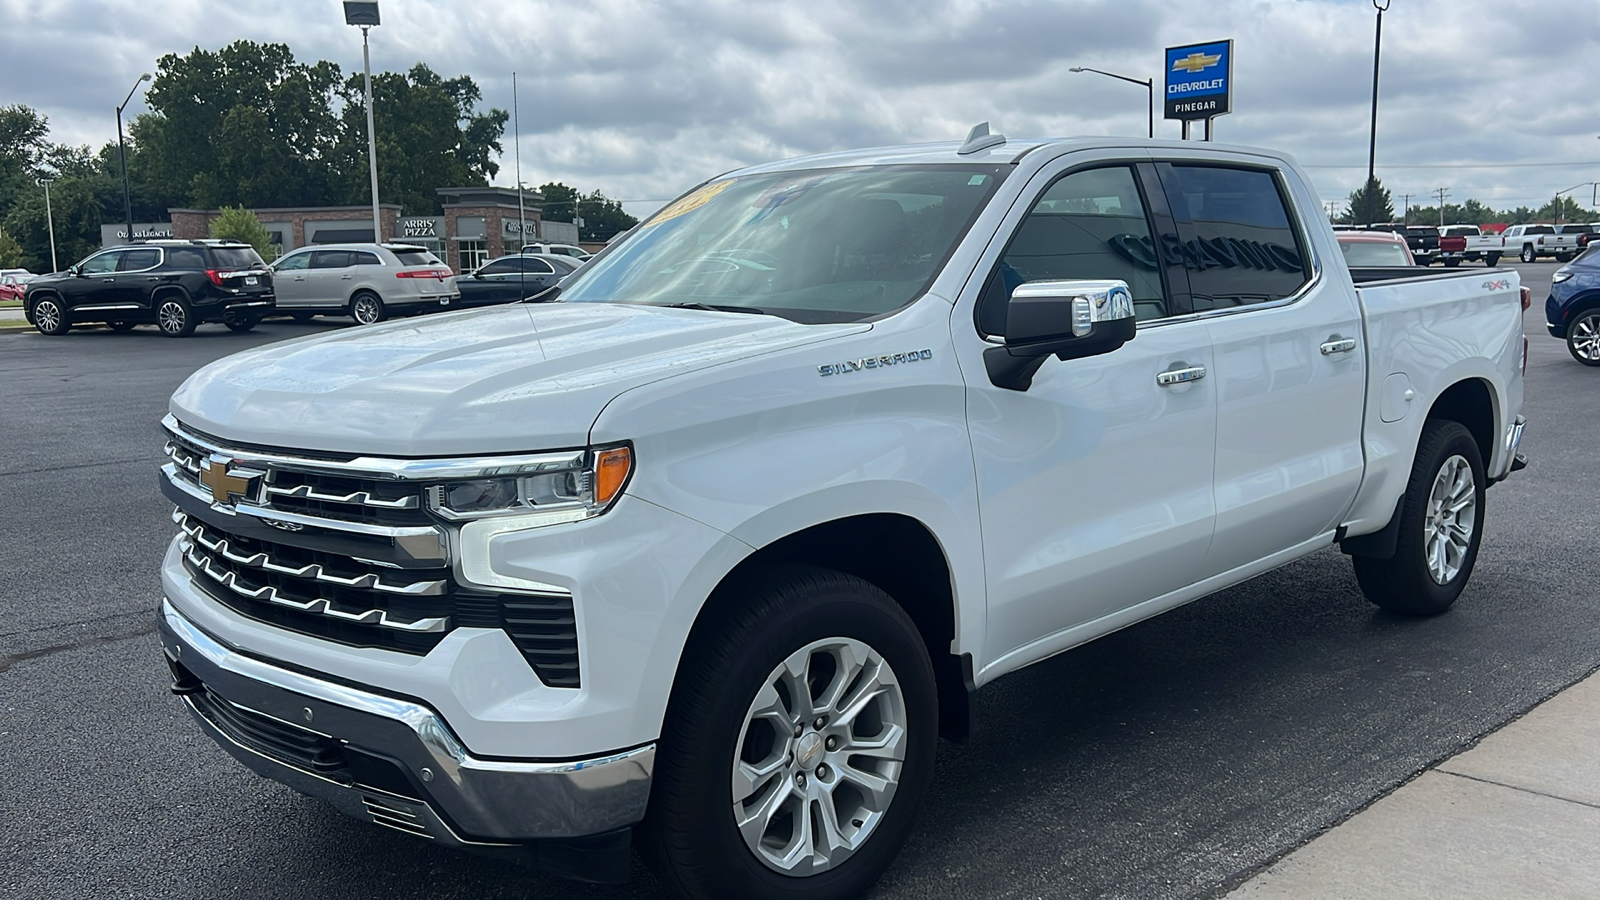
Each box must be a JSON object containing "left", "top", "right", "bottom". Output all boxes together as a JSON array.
[{"left": 270, "top": 243, "right": 459, "bottom": 324}]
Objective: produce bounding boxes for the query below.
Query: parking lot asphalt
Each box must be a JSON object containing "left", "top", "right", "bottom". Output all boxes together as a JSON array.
[{"left": 1, "top": 261, "right": 1594, "bottom": 900}]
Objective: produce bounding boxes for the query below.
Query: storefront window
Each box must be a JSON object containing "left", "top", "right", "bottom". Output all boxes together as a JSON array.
[{"left": 459, "top": 241, "right": 488, "bottom": 272}]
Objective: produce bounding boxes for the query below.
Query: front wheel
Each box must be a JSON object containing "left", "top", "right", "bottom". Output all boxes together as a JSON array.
[
  {"left": 1521, "top": 244, "right": 1536, "bottom": 263},
  {"left": 32, "top": 297, "right": 70, "bottom": 335},
  {"left": 1353, "top": 420, "right": 1486, "bottom": 615},
  {"left": 1567, "top": 310, "right": 1600, "bottom": 366},
  {"left": 1485, "top": 253, "right": 1501, "bottom": 267},
  {"left": 157, "top": 296, "right": 197, "bottom": 337},
  {"left": 642, "top": 567, "right": 937, "bottom": 900},
  {"left": 350, "top": 292, "right": 386, "bottom": 325}
]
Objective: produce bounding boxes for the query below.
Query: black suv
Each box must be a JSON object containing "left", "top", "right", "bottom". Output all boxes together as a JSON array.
[{"left": 24, "top": 240, "right": 275, "bottom": 337}]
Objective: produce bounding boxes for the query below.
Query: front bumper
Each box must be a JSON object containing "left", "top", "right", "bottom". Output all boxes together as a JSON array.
[{"left": 158, "top": 598, "right": 654, "bottom": 846}]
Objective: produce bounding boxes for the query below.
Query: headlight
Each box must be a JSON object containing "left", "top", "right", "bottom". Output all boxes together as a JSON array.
[
  {"left": 1552, "top": 271, "right": 1574, "bottom": 283},
  {"left": 426, "top": 445, "right": 633, "bottom": 522}
]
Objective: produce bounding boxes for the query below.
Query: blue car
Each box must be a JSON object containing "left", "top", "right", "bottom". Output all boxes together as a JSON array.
[{"left": 1546, "top": 248, "right": 1600, "bottom": 365}]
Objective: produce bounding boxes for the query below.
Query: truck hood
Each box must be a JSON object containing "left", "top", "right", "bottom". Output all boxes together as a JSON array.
[{"left": 170, "top": 303, "right": 867, "bottom": 456}]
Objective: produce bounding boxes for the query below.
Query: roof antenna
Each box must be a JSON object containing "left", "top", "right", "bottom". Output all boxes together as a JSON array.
[{"left": 958, "top": 121, "right": 1006, "bottom": 155}]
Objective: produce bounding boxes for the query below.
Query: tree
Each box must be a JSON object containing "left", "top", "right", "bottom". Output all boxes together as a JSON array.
[
  {"left": 332, "top": 63, "right": 507, "bottom": 214},
  {"left": 1536, "top": 194, "right": 1596, "bottom": 225},
  {"left": 537, "top": 182, "right": 638, "bottom": 241},
  {"left": 1345, "top": 176, "right": 1394, "bottom": 225},
  {"left": 0, "top": 228, "right": 25, "bottom": 269},
  {"left": 209, "top": 206, "right": 276, "bottom": 261}
]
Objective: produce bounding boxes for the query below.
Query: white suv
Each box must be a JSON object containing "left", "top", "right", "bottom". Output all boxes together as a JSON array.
[
  {"left": 519, "top": 241, "right": 591, "bottom": 260},
  {"left": 270, "top": 243, "right": 458, "bottom": 324}
]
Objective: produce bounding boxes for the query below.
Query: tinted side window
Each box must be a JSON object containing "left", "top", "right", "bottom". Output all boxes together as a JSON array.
[
  {"left": 273, "top": 252, "right": 310, "bottom": 271},
  {"left": 166, "top": 247, "right": 206, "bottom": 269},
  {"left": 352, "top": 251, "right": 382, "bottom": 266},
  {"left": 1160, "top": 165, "right": 1309, "bottom": 311},
  {"left": 311, "top": 250, "right": 352, "bottom": 269},
  {"left": 80, "top": 252, "right": 121, "bottom": 275},
  {"left": 526, "top": 258, "right": 555, "bottom": 275},
  {"left": 977, "top": 165, "right": 1167, "bottom": 335},
  {"left": 477, "top": 259, "right": 517, "bottom": 276},
  {"left": 119, "top": 249, "right": 161, "bottom": 270}
]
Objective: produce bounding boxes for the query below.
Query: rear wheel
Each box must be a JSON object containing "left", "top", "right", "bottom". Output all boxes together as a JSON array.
[
  {"left": 223, "top": 315, "right": 258, "bottom": 333},
  {"left": 156, "top": 295, "right": 197, "bottom": 337},
  {"left": 1485, "top": 253, "right": 1501, "bottom": 267},
  {"left": 1353, "top": 420, "right": 1485, "bottom": 615},
  {"left": 1567, "top": 309, "right": 1600, "bottom": 366},
  {"left": 32, "top": 297, "right": 70, "bottom": 335},
  {"left": 350, "top": 291, "right": 386, "bottom": 325},
  {"left": 1557, "top": 252, "right": 1575, "bottom": 263},
  {"left": 1521, "top": 244, "right": 1536, "bottom": 263},
  {"left": 642, "top": 566, "right": 937, "bottom": 900}
]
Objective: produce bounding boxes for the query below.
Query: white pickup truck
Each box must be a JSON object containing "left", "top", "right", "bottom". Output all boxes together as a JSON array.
[
  {"left": 156, "top": 131, "right": 1528, "bottom": 900},
  {"left": 1501, "top": 223, "right": 1572, "bottom": 263}
]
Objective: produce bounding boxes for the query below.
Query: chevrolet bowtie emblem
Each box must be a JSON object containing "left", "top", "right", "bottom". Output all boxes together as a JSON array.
[
  {"left": 1172, "top": 52, "right": 1222, "bottom": 74},
  {"left": 199, "top": 455, "right": 257, "bottom": 505}
]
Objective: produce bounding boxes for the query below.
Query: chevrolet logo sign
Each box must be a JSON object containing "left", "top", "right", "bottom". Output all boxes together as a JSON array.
[
  {"left": 1171, "top": 52, "right": 1222, "bottom": 74},
  {"left": 198, "top": 455, "right": 259, "bottom": 505}
]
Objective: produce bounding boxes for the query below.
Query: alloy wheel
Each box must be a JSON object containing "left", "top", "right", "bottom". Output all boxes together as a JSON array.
[
  {"left": 159, "top": 301, "right": 186, "bottom": 334},
  {"left": 1570, "top": 313, "right": 1600, "bottom": 362},
  {"left": 1424, "top": 454, "right": 1477, "bottom": 585},
  {"left": 731, "top": 637, "right": 908, "bottom": 877},
  {"left": 35, "top": 300, "right": 61, "bottom": 332},
  {"left": 353, "top": 296, "right": 380, "bottom": 324}
]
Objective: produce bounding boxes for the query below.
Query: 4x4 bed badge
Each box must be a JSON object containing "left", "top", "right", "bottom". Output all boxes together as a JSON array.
[{"left": 818, "top": 349, "right": 933, "bottom": 377}]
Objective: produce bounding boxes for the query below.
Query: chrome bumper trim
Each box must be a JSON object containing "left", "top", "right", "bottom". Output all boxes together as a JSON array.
[
  {"left": 1498, "top": 415, "right": 1527, "bottom": 480},
  {"left": 160, "top": 598, "right": 654, "bottom": 840}
]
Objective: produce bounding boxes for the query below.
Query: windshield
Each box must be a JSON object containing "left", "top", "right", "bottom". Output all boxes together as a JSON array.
[
  {"left": 559, "top": 165, "right": 1008, "bottom": 322},
  {"left": 1340, "top": 240, "right": 1411, "bottom": 267}
]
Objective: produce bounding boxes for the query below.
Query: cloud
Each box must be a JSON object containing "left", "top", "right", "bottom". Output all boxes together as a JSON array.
[{"left": 5, "top": 0, "right": 1600, "bottom": 217}]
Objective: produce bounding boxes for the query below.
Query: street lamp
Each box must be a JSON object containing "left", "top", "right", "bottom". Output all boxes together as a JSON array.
[
  {"left": 116, "top": 72, "right": 151, "bottom": 245},
  {"left": 344, "top": 2, "right": 382, "bottom": 243},
  {"left": 1364, "top": 0, "right": 1391, "bottom": 225},
  {"left": 37, "top": 176, "right": 58, "bottom": 273},
  {"left": 1070, "top": 66, "right": 1154, "bottom": 138}
]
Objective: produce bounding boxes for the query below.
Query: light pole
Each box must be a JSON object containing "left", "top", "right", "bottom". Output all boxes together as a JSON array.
[
  {"left": 344, "top": 2, "right": 382, "bottom": 243},
  {"left": 38, "top": 176, "right": 58, "bottom": 272},
  {"left": 1069, "top": 66, "right": 1154, "bottom": 138},
  {"left": 116, "top": 72, "right": 152, "bottom": 244},
  {"left": 1364, "top": 0, "right": 1391, "bottom": 226}
]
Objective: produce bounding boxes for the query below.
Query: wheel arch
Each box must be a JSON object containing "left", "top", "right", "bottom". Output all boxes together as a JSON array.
[
  {"left": 684, "top": 513, "right": 972, "bottom": 742},
  {"left": 1425, "top": 376, "right": 1496, "bottom": 467},
  {"left": 150, "top": 284, "right": 194, "bottom": 305}
]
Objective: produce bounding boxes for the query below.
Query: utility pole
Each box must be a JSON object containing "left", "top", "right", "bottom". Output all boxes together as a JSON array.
[
  {"left": 1401, "top": 192, "right": 1411, "bottom": 225},
  {"left": 38, "top": 177, "right": 58, "bottom": 272},
  {"left": 1366, "top": 0, "right": 1391, "bottom": 225},
  {"left": 344, "top": 3, "right": 383, "bottom": 243},
  {"left": 513, "top": 71, "right": 526, "bottom": 249},
  {"left": 116, "top": 73, "right": 152, "bottom": 245},
  {"left": 1434, "top": 187, "right": 1449, "bottom": 226}
]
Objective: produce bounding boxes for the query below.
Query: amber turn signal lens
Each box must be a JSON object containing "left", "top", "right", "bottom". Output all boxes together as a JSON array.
[{"left": 594, "top": 447, "right": 632, "bottom": 506}]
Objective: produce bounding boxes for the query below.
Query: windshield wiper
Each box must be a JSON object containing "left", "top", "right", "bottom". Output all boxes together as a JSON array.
[{"left": 657, "top": 301, "right": 772, "bottom": 316}]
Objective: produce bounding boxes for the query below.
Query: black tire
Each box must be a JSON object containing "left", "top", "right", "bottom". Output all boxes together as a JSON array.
[
  {"left": 349, "top": 291, "right": 386, "bottom": 325},
  {"left": 156, "top": 294, "right": 197, "bottom": 337},
  {"left": 1353, "top": 420, "right": 1486, "bottom": 615},
  {"left": 291, "top": 311, "right": 316, "bottom": 322},
  {"left": 1485, "top": 253, "right": 1501, "bottom": 267},
  {"left": 642, "top": 566, "right": 937, "bottom": 900},
  {"left": 108, "top": 322, "right": 137, "bottom": 332},
  {"left": 32, "top": 296, "right": 71, "bottom": 335},
  {"left": 1566, "top": 309, "right": 1600, "bottom": 366},
  {"left": 1557, "top": 252, "right": 1575, "bottom": 263},
  {"left": 1520, "top": 244, "right": 1536, "bottom": 264},
  {"left": 1443, "top": 257, "right": 1461, "bottom": 268},
  {"left": 223, "top": 312, "right": 259, "bottom": 333}
]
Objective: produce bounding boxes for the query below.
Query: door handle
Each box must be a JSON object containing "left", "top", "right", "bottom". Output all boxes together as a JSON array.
[
  {"left": 1156, "top": 365, "right": 1207, "bottom": 386},
  {"left": 340, "top": 274, "right": 353, "bottom": 280},
  {"left": 1320, "top": 337, "right": 1358, "bottom": 355},
  {"left": 101, "top": 278, "right": 115, "bottom": 283}
]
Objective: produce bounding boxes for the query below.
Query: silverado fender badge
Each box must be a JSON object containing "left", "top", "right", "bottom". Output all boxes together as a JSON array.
[{"left": 818, "top": 349, "right": 933, "bottom": 377}]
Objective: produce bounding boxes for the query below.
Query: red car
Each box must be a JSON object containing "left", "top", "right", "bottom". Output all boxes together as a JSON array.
[
  {"left": 1335, "top": 230, "right": 1416, "bottom": 267},
  {"left": 0, "top": 271, "right": 34, "bottom": 302}
]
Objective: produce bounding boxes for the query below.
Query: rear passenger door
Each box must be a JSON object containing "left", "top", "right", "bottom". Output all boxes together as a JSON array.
[
  {"left": 1153, "top": 162, "right": 1366, "bottom": 573},
  {"left": 112, "top": 247, "right": 162, "bottom": 309},
  {"left": 306, "top": 250, "right": 353, "bottom": 308}
]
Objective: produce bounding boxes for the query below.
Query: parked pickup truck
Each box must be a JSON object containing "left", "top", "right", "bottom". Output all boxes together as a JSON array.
[
  {"left": 1501, "top": 223, "right": 1570, "bottom": 263},
  {"left": 155, "top": 131, "right": 1529, "bottom": 900},
  {"left": 1438, "top": 224, "right": 1504, "bottom": 267}
]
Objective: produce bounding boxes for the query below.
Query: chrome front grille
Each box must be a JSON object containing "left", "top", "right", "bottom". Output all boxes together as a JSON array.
[{"left": 162, "top": 417, "right": 583, "bottom": 687}]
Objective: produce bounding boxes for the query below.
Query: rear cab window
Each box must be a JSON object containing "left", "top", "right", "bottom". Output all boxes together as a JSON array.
[{"left": 1157, "top": 163, "right": 1311, "bottom": 311}]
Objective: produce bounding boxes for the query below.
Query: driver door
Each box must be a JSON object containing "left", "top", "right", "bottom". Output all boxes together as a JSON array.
[{"left": 960, "top": 159, "right": 1218, "bottom": 667}]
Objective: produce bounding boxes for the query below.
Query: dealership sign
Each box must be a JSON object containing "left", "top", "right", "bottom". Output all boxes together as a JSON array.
[{"left": 1164, "top": 39, "right": 1232, "bottom": 122}]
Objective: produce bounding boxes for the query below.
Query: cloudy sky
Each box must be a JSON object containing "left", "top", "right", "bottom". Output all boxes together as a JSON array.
[{"left": 6, "top": 0, "right": 1600, "bottom": 219}]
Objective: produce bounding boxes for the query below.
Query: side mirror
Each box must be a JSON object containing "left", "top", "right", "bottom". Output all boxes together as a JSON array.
[
  {"left": 68, "top": 265, "right": 81, "bottom": 277},
  {"left": 983, "top": 279, "right": 1136, "bottom": 391}
]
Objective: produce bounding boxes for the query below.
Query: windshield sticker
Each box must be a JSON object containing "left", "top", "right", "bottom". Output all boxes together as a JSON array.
[{"left": 645, "top": 180, "right": 735, "bottom": 227}]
